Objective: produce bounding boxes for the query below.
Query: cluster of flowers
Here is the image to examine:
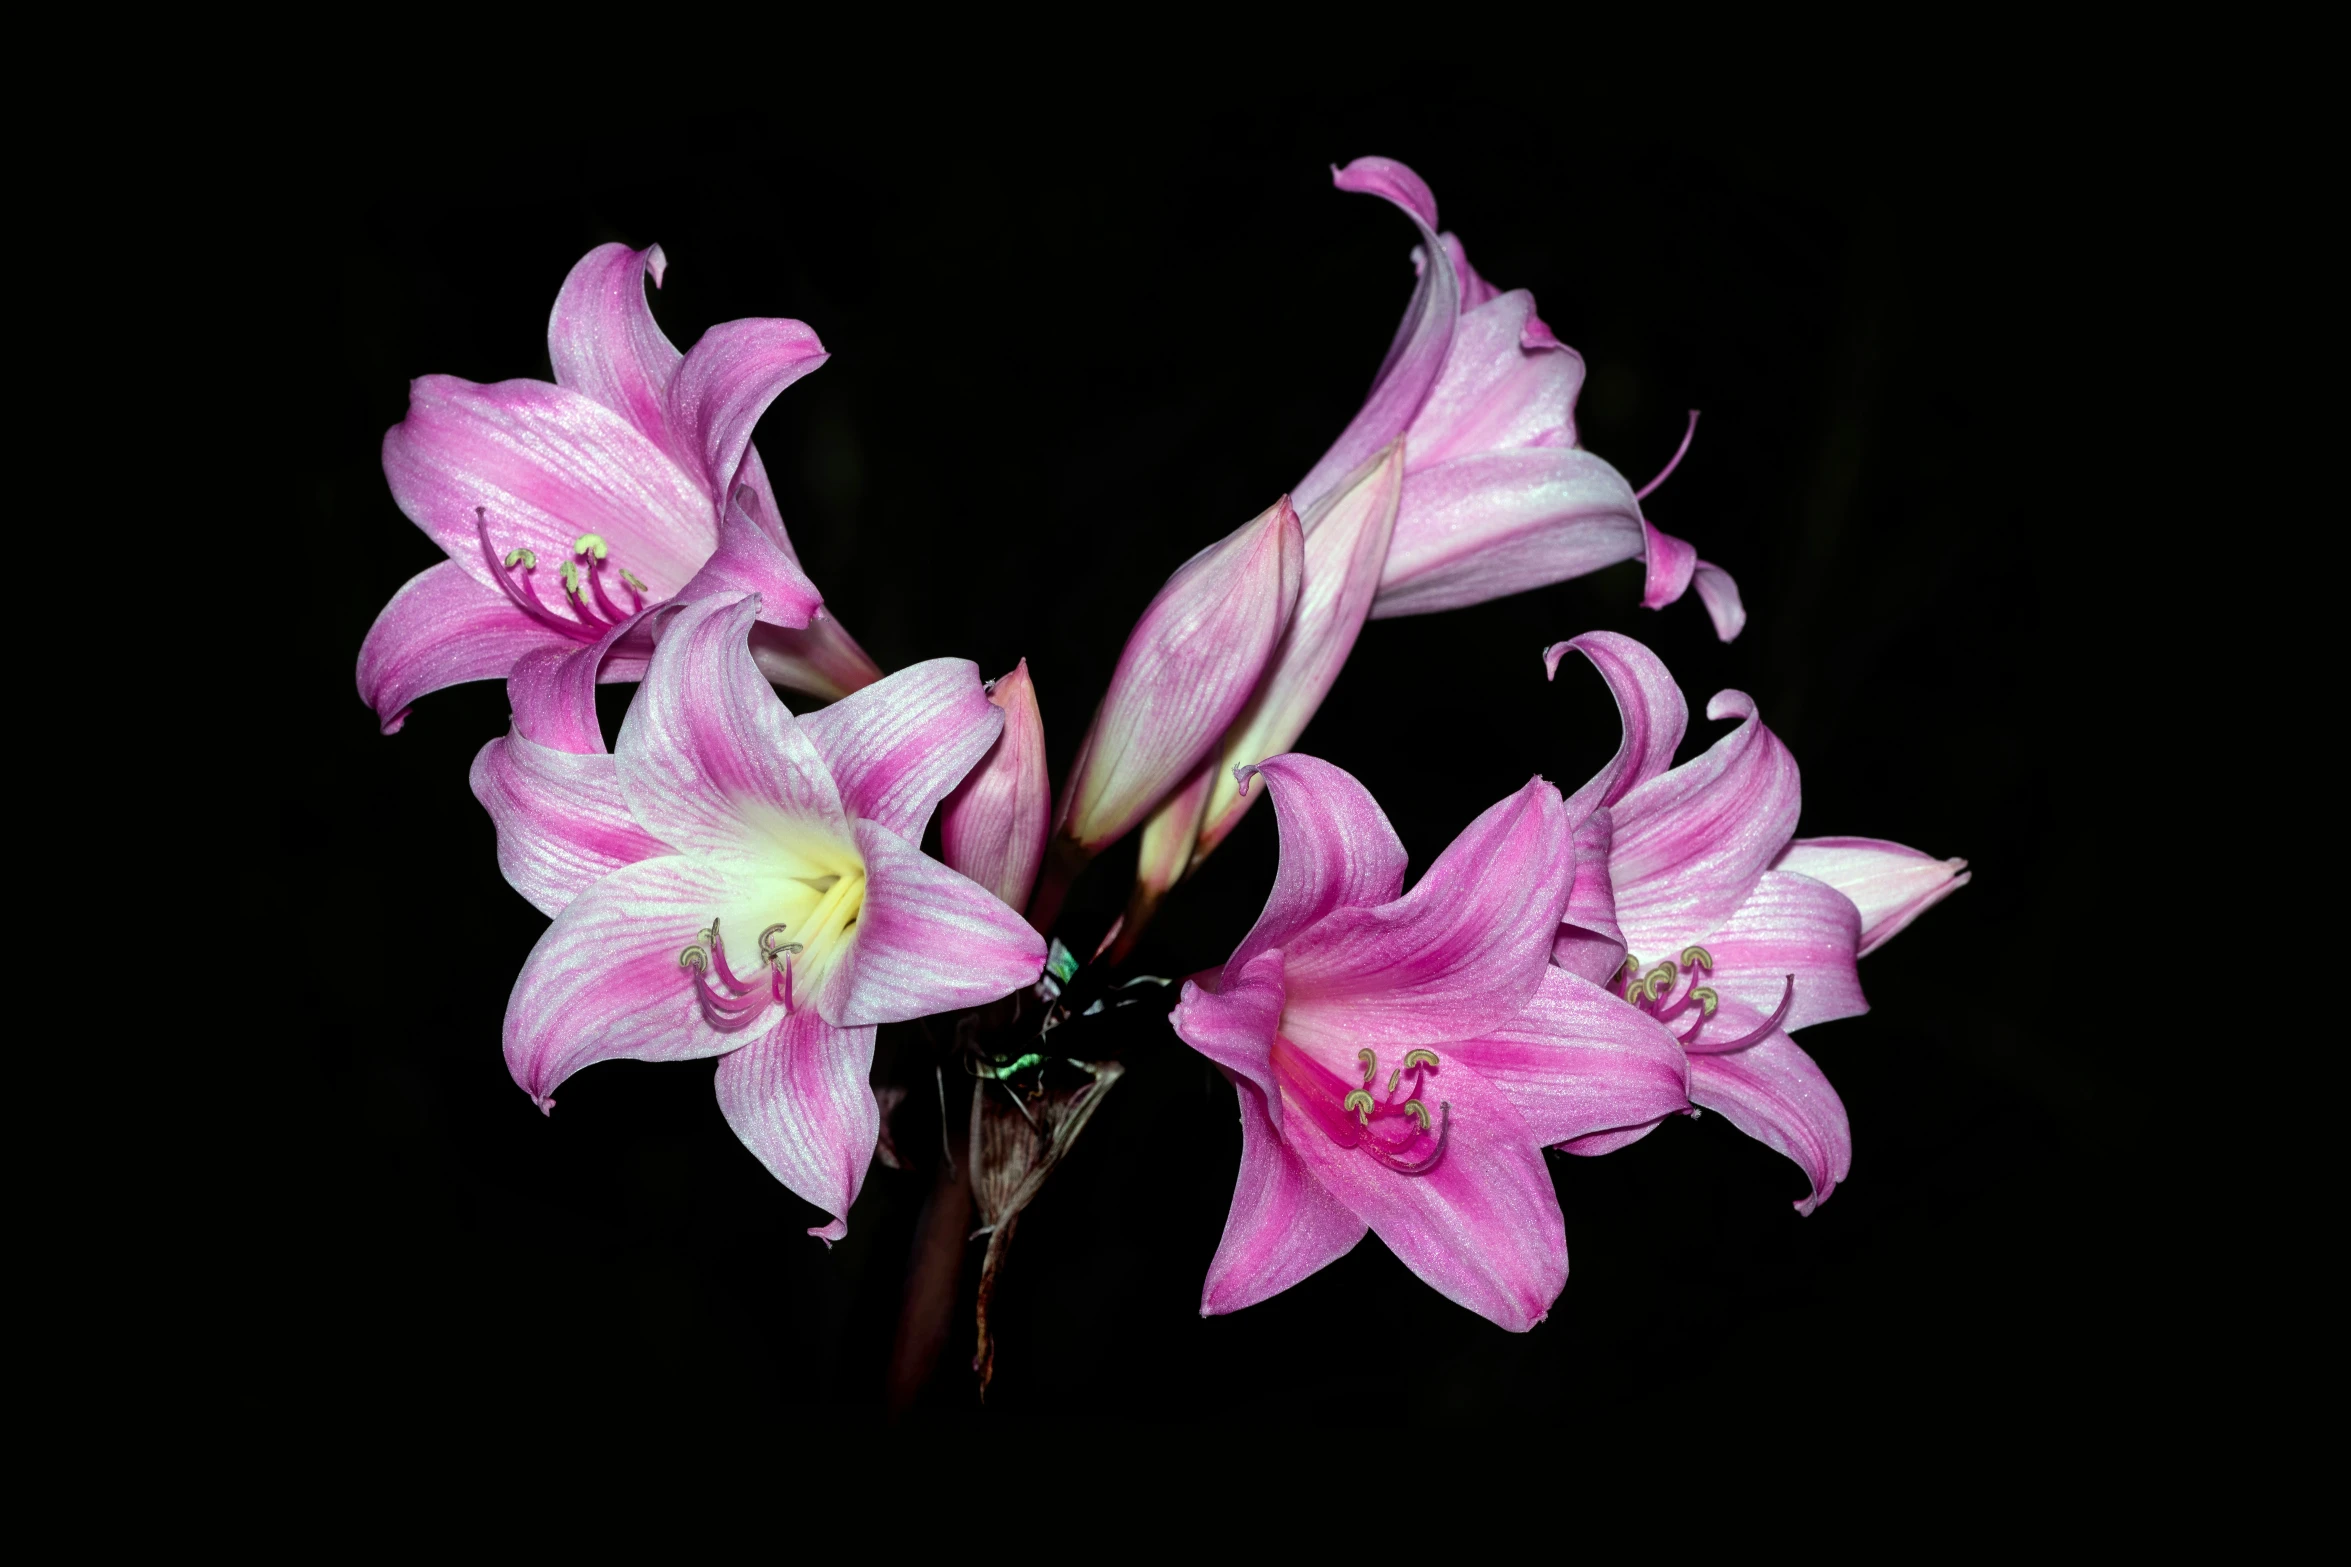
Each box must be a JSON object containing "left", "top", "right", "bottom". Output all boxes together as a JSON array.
[{"left": 360, "top": 157, "right": 1965, "bottom": 1335}]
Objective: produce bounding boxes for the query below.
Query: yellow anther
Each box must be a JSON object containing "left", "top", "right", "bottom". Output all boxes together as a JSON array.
[
  {"left": 1619, "top": 954, "right": 1643, "bottom": 980},
  {"left": 1402, "top": 1049, "right": 1441, "bottom": 1070},
  {"left": 1387, "top": 1069, "right": 1401, "bottom": 1093},
  {"left": 679, "top": 946, "right": 708, "bottom": 971},
  {"left": 1691, "top": 986, "right": 1719, "bottom": 1015},
  {"left": 1644, "top": 964, "right": 1678, "bottom": 1001},
  {"left": 502, "top": 547, "right": 537, "bottom": 568},
  {"left": 1403, "top": 1099, "right": 1432, "bottom": 1131},
  {"left": 572, "top": 533, "right": 609, "bottom": 560},
  {"left": 1358, "top": 1048, "right": 1378, "bottom": 1085},
  {"left": 1682, "top": 945, "right": 1714, "bottom": 971},
  {"left": 559, "top": 559, "right": 582, "bottom": 596},
  {"left": 1344, "top": 1089, "right": 1376, "bottom": 1123},
  {"left": 619, "top": 568, "right": 649, "bottom": 595}
]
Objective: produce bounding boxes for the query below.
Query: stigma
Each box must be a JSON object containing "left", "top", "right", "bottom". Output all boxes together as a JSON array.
[{"left": 1617, "top": 946, "right": 1793, "bottom": 1054}]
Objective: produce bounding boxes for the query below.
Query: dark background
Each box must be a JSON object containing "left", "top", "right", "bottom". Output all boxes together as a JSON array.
[{"left": 267, "top": 85, "right": 2149, "bottom": 1439}]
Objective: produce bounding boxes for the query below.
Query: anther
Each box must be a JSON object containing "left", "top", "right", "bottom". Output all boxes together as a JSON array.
[
  {"left": 559, "top": 559, "right": 582, "bottom": 596},
  {"left": 572, "top": 534, "right": 609, "bottom": 560},
  {"left": 619, "top": 568, "right": 649, "bottom": 595},
  {"left": 1403, "top": 1099, "right": 1432, "bottom": 1131},
  {"left": 679, "top": 946, "right": 708, "bottom": 971},
  {"left": 1682, "top": 945, "right": 1713, "bottom": 970},
  {"left": 1386, "top": 1069, "right": 1401, "bottom": 1093},
  {"left": 1357, "top": 1048, "right": 1378, "bottom": 1086},
  {"left": 1401, "top": 1049, "right": 1441, "bottom": 1070},
  {"left": 1690, "top": 986, "right": 1718, "bottom": 1015},
  {"left": 503, "top": 547, "right": 537, "bottom": 568},
  {"left": 1344, "top": 1089, "right": 1376, "bottom": 1124}
]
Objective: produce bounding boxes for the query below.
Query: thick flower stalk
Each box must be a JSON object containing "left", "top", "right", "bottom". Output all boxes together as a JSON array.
[
  {"left": 1170, "top": 755, "right": 1690, "bottom": 1330},
  {"left": 1129, "top": 157, "right": 1744, "bottom": 925},
  {"left": 473, "top": 592, "right": 1045, "bottom": 1238},
  {"left": 1542, "top": 632, "right": 1967, "bottom": 1211},
  {"left": 358, "top": 242, "right": 881, "bottom": 732}
]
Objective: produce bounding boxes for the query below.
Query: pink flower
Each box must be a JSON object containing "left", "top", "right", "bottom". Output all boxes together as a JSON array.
[
  {"left": 940, "top": 659, "right": 1051, "bottom": 917},
  {"left": 1314, "top": 157, "right": 1745, "bottom": 640},
  {"left": 358, "top": 243, "right": 881, "bottom": 733},
  {"left": 1170, "top": 755, "right": 1690, "bottom": 1330},
  {"left": 1542, "top": 632, "right": 1967, "bottom": 1212},
  {"left": 473, "top": 592, "right": 1045, "bottom": 1240}
]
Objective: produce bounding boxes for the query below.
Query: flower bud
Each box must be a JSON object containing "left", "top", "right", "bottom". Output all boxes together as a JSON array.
[{"left": 940, "top": 660, "right": 1050, "bottom": 918}]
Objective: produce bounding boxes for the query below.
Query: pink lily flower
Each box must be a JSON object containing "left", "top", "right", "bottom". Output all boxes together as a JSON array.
[
  {"left": 474, "top": 591, "right": 1045, "bottom": 1240},
  {"left": 940, "top": 659, "right": 1051, "bottom": 918},
  {"left": 358, "top": 243, "right": 882, "bottom": 733},
  {"left": 1170, "top": 754, "right": 1690, "bottom": 1330},
  {"left": 1319, "top": 157, "right": 1745, "bottom": 639},
  {"left": 1541, "top": 632, "right": 1966, "bottom": 1212}
]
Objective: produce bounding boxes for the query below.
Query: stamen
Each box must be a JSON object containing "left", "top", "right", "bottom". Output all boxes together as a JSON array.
[
  {"left": 1681, "top": 945, "right": 1713, "bottom": 971},
  {"left": 1358, "top": 1048, "right": 1378, "bottom": 1087},
  {"left": 572, "top": 534, "right": 609, "bottom": 560},
  {"left": 1682, "top": 975, "right": 1795, "bottom": 1054},
  {"left": 1386, "top": 1068, "right": 1401, "bottom": 1093},
  {"left": 503, "top": 547, "right": 537, "bottom": 568},
  {"left": 1401, "top": 1049, "right": 1441, "bottom": 1070},
  {"left": 1402, "top": 1099, "right": 1431, "bottom": 1131},
  {"left": 1366, "top": 1101, "right": 1452, "bottom": 1175},
  {"left": 619, "top": 568, "right": 650, "bottom": 596},
  {"left": 1344, "top": 1089, "right": 1376, "bottom": 1125}
]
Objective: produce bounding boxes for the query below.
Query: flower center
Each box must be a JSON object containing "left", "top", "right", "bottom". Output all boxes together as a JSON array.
[
  {"left": 1617, "top": 946, "right": 1792, "bottom": 1054},
  {"left": 676, "top": 869, "right": 867, "bottom": 1032},
  {"left": 1332, "top": 1047, "right": 1452, "bottom": 1175},
  {"left": 475, "top": 507, "right": 650, "bottom": 642}
]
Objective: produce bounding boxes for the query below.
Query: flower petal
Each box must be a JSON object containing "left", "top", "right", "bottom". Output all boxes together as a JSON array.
[
  {"left": 1170, "top": 950, "right": 1289, "bottom": 1109},
  {"left": 1443, "top": 967, "right": 1690, "bottom": 1147},
  {"left": 355, "top": 560, "right": 568, "bottom": 733},
  {"left": 1551, "top": 805, "right": 1628, "bottom": 984},
  {"left": 1225, "top": 754, "right": 1408, "bottom": 979},
  {"left": 1692, "top": 560, "right": 1746, "bottom": 642},
  {"left": 1543, "top": 630, "right": 1689, "bottom": 816},
  {"left": 1685, "top": 870, "right": 1867, "bottom": 1039},
  {"left": 1274, "top": 1039, "right": 1566, "bottom": 1332},
  {"left": 940, "top": 660, "right": 1051, "bottom": 913},
  {"left": 503, "top": 610, "right": 659, "bottom": 755},
  {"left": 615, "top": 594, "right": 849, "bottom": 863},
  {"left": 1293, "top": 156, "right": 1461, "bottom": 516},
  {"left": 471, "top": 732, "right": 670, "bottom": 918},
  {"left": 662, "top": 316, "right": 828, "bottom": 503},
  {"left": 546, "top": 242, "right": 682, "bottom": 456},
  {"left": 1057, "top": 496, "right": 1303, "bottom": 852},
  {"left": 713, "top": 1008, "right": 879, "bottom": 1242},
  {"left": 1687, "top": 1032, "right": 1851, "bottom": 1215},
  {"left": 1199, "top": 1070, "right": 1367, "bottom": 1317},
  {"left": 1403, "top": 286, "right": 1583, "bottom": 468},
  {"left": 1771, "top": 836, "right": 1970, "bottom": 957},
  {"left": 1639, "top": 516, "right": 1698, "bottom": 610},
  {"left": 799, "top": 658, "right": 1003, "bottom": 844},
  {"left": 748, "top": 613, "right": 886, "bottom": 702},
  {"left": 1194, "top": 443, "right": 1405, "bottom": 862},
  {"left": 1610, "top": 690, "right": 1801, "bottom": 956},
  {"left": 502, "top": 854, "right": 740, "bottom": 1110},
  {"left": 672, "top": 492, "right": 824, "bottom": 630},
  {"left": 817, "top": 819, "right": 1045, "bottom": 1028},
  {"left": 382, "top": 374, "right": 717, "bottom": 597},
  {"left": 1557, "top": 1118, "right": 1669, "bottom": 1157},
  {"left": 1280, "top": 777, "right": 1571, "bottom": 1047},
  {"left": 1372, "top": 449, "right": 1646, "bottom": 620}
]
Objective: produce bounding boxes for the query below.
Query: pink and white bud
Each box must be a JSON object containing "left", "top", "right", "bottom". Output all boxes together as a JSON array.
[
  {"left": 941, "top": 660, "right": 1051, "bottom": 918},
  {"left": 1055, "top": 496, "right": 1304, "bottom": 855},
  {"left": 1770, "top": 836, "right": 1971, "bottom": 957}
]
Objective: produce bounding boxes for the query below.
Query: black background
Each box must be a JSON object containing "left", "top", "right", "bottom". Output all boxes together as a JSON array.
[{"left": 268, "top": 83, "right": 2150, "bottom": 1439}]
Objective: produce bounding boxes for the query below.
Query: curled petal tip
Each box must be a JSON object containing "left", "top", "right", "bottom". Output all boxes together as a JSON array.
[
  {"left": 1541, "top": 641, "right": 1572, "bottom": 681},
  {"left": 533, "top": 1094, "right": 556, "bottom": 1117},
  {"left": 646, "top": 243, "right": 668, "bottom": 287},
  {"left": 810, "top": 1218, "right": 848, "bottom": 1246},
  {"left": 1331, "top": 155, "right": 1439, "bottom": 229}
]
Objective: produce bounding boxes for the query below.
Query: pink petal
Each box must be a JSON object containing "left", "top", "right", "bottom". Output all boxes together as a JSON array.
[
  {"left": 355, "top": 560, "right": 569, "bottom": 734},
  {"left": 1639, "top": 517, "right": 1698, "bottom": 609},
  {"left": 1551, "top": 805, "right": 1628, "bottom": 984},
  {"left": 1444, "top": 967, "right": 1690, "bottom": 1147},
  {"left": 1130, "top": 755, "right": 1216, "bottom": 922},
  {"left": 1272, "top": 1038, "right": 1567, "bottom": 1332},
  {"left": 1543, "top": 630, "right": 1690, "bottom": 816},
  {"left": 501, "top": 854, "right": 740, "bottom": 1110},
  {"left": 614, "top": 594, "right": 849, "bottom": 863},
  {"left": 1199, "top": 1070, "right": 1367, "bottom": 1317},
  {"left": 1683, "top": 870, "right": 1867, "bottom": 1040},
  {"left": 1687, "top": 1032, "right": 1851, "bottom": 1215},
  {"left": 1439, "top": 233, "right": 1503, "bottom": 313},
  {"left": 1556, "top": 1118, "right": 1668, "bottom": 1157},
  {"left": 382, "top": 374, "right": 717, "bottom": 598},
  {"left": 816, "top": 818, "right": 1045, "bottom": 1028},
  {"left": 1610, "top": 690, "right": 1801, "bottom": 957},
  {"left": 1692, "top": 559, "right": 1746, "bottom": 642},
  {"left": 748, "top": 613, "right": 886, "bottom": 702},
  {"left": 1225, "top": 755, "right": 1408, "bottom": 980},
  {"left": 662, "top": 316, "right": 828, "bottom": 504},
  {"left": 713, "top": 1008, "right": 880, "bottom": 1242},
  {"left": 503, "top": 611, "right": 659, "bottom": 756},
  {"left": 799, "top": 658, "right": 1003, "bottom": 843},
  {"left": 672, "top": 492, "right": 824, "bottom": 630},
  {"left": 1057, "top": 496, "right": 1303, "bottom": 853},
  {"left": 546, "top": 242, "right": 683, "bottom": 458},
  {"left": 940, "top": 660, "right": 1051, "bottom": 913},
  {"left": 470, "top": 732, "right": 670, "bottom": 918},
  {"left": 1292, "top": 157, "right": 1461, "bottom": 516},
  {"left": 1193, "top": 444, "right": 1405, "bottom": 861},
  {"left": 1169, "top": 950, "right": 1290, "bottom": 1109},
  {"left": 1771, "top": 836, "right": 1970, "bottom": 957},
  {"left": 1371, "top": 449, "right": 1646, "bottom": 620},
  {"left": 1404, "top": 286, "right": 1583, "bottom": 469},
  {"left": 1280, "top": 778, "right": 1571, "bottom": 1048}
]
